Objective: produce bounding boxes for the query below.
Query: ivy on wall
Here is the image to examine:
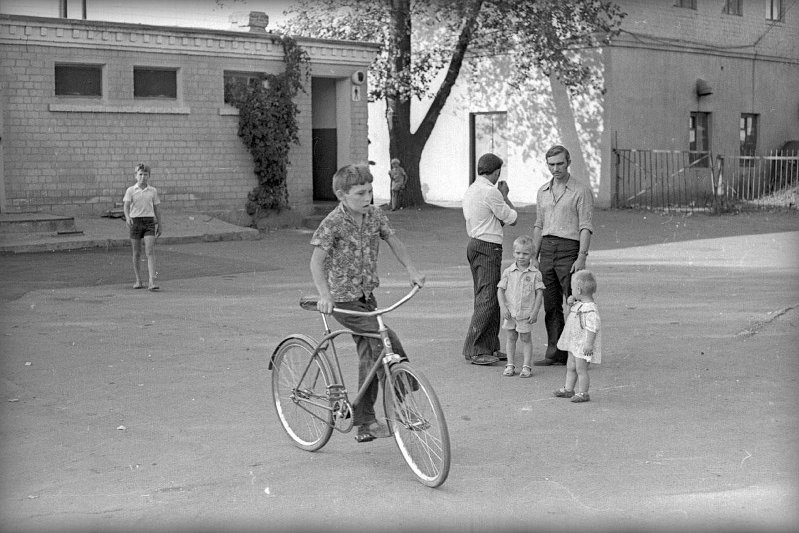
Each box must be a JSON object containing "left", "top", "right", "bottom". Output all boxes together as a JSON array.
[{"left": 225, "top": 36, "right": 309, "bottom": 217}]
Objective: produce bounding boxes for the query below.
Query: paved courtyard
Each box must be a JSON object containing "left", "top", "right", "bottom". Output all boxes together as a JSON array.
[{"left": 0, "top": 205, "right": 797, "bottom": 533}]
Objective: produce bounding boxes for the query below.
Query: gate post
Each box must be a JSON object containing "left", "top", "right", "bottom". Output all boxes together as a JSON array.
[
  {"left": 612, "top": 132, "right": 619, "bottom": 208},
  {"left": 711, "top": 154, "right": 724, "bottom": 214}
]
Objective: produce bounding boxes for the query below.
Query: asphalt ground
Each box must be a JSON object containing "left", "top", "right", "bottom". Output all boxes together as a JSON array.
[{"left": 0, "top": 205, "right": 797, "bottom": 533}]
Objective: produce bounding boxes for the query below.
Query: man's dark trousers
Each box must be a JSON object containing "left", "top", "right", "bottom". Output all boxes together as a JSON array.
[
  {"left": 539, "top": 236, "right": 579, "bottom": 363},
  {"left": 463, "top": 238, "right": 503, "bottom": 358}
]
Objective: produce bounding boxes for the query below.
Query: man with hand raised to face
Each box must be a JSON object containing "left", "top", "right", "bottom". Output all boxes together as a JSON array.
[{"left": 462, "top": 153, "right": 518, "bottom": 366}]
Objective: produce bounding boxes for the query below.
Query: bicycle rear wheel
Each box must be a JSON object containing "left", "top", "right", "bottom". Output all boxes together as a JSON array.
[
  {"left": 383, "top": 362, "right": 450, "bottom": 487},
  {"left": 271, "top": 337, "right": 334, "bottom": 451}
]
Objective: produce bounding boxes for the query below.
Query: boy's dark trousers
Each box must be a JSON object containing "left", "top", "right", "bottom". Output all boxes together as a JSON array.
[{"left": 332, "top": 293, "right": 406, "bottom": 427}]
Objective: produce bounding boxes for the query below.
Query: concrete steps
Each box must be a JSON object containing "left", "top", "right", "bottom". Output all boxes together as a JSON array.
[{"left": 0, "top": 213, "right": 84, "bottom": 236}]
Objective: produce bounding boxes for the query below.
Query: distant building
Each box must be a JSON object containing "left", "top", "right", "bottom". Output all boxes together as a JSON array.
[
  {"left": 3, "top": 1, "right": 797, "bottom": 214},
  {"left": 366, "top": 0, "right": 799, "bottom": 207},
  {"left": 0, "top": 11, "right": 378, "bottom": 222}
]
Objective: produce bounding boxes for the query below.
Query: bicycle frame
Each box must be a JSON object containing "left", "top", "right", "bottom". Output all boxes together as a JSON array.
[
  {"left": 271, "top": 284, "right": 451, "bottom": 487},
  {"left": 285, "top": 285, "right": 419, "bottom": 432}
]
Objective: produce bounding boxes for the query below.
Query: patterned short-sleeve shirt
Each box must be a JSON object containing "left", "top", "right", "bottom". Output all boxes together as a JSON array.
[{"left": 310, "top": 203, "right": 394, "bottom": 302}]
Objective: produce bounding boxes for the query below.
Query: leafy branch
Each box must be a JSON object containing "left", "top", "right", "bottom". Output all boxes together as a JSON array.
[{"left": 225, "top": 35, "right": 309, "bottom": 217}]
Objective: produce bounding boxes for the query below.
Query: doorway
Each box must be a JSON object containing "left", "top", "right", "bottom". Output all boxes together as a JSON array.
[
  {"left": 469, "top": 112, "right": 508, "bottom": 184},
  {"left": 312, "top": 77, "right": 338, "bottom": 201}
]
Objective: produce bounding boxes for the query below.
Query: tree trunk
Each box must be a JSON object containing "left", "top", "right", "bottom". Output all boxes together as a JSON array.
[
  {"left": 385, "top": 0, "right": 483, "bottom": 208},
  {"left": 387, "top": 107, "right": 425, "bottom": 206},
  {"left": 385, "top": 0, "right": 424, "bottom": 206},
  {"left": 549, "top": 76, "right": 588, "bottom": 184}
]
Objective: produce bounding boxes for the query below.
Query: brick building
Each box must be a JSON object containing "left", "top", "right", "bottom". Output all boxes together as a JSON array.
[{"left": 0, "top": 13, "right": 378, "bottom": 222}]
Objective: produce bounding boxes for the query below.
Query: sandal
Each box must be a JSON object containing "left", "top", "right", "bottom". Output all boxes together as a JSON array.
[
  {"left": 519, "top": 365, "right": 533, "bottom": 378},
  {"left": 502, "top": 364, "right": 515, "bottom": 377},
  {"left": 554, "top": 388, "right": 575, "bottom": 398},
  {"left": 571, "top": 392, "right": 591, "bottom": 403},
  {"left": 355, "top": 424, "right": 376, "bottom": 443}
]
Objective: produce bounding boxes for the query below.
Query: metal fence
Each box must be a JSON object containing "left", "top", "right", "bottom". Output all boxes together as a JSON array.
[
  {"left": 720, "top": 151, "right": 799, "bottom": 208},
  {"left": 612, "top": 148, "right": 799, "bottom": 211}
]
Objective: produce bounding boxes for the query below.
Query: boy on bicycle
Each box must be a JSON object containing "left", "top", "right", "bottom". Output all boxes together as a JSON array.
[{"left": 310, "top": 164, "right": 426, "bottom": 443}]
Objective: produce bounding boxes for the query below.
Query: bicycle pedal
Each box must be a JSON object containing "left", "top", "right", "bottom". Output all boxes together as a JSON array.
[{"left": 333, "top": 401, "right": 352, "bottom": 420}]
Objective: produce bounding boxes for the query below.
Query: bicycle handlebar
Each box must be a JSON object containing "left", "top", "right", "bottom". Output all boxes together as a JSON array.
[{"left": 299, "top": 285, "right": 421, "bottom": 316}]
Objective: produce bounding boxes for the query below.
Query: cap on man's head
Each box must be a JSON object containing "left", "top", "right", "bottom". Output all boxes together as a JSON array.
[{"left": 477, "top": 153, "right": 503, "bottom": 175}]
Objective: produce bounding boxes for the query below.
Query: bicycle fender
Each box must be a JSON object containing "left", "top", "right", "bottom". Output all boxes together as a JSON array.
[{"left": 269, "top": 333, "right": 320, "bottom": 370}]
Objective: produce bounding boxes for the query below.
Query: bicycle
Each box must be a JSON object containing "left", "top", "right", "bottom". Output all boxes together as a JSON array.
[{"left": 269, "top": 285, "right": 451, "bottom": 488}]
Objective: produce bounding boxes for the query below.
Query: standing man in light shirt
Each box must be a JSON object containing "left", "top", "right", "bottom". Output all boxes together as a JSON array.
[
  {"left": 462, "top": 153, "right": 518, "bottom": 365},
  {"left": 532, "top": 145, "right": 594, "bottom": 366}
]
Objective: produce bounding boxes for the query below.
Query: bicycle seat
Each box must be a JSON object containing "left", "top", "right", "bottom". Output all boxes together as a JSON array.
[{"left": 299, "top": 295, "right": 319, "bottom": 311}]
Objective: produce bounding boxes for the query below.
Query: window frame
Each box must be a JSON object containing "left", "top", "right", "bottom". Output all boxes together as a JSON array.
[
  {"left": 723, "top": 0, "right": 743, "bottom": 16},
  {"left": 740, "top": 113, "right": 759, "bottom": 156},
  {"left": 766, "top": 0, "right": 783, "bottom": 20},
  {"left": 54, "top": 63, "right": 104, "bottom": 98},
  {"left": 133, "top": 66, "right": 178, "bottom": 100},
  {"left": 689, "top": 112, "right": 711, "bottom": 167},
  {"left": 223, "top": 70, "right": 266, "bottom": 105}
]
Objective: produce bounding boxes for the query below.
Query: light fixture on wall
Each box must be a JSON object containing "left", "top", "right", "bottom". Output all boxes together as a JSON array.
[
  {"left": 696, "top": 78, "right": 713, "bottom": 97},
  {"left": 351, "top": 71, "right": 366, "bottom": 85}
]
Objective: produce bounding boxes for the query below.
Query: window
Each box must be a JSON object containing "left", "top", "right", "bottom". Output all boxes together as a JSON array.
[
  {"left": 675, "top": 0, "right": 697, "bottom": 9},
  {"left": 766, "top": 0, "right": 782, "bottom": 20},
  {"left": 223, "top": 71, "right": 265, "bottom": 104},
  {"left": 740, "top": 114, "right": 758, "bottom": 156},
  {"left": 689, "top": 112, "right": 711, "bottom": 167},
  {"left": 134, "top": 67, "right": 177, "bottom": 99},
  {"left": 54, "top": 64, "right": 102, "bottom": 97},
  {"left": 723, "top": 0, "right": 742, "bottom": 15}
]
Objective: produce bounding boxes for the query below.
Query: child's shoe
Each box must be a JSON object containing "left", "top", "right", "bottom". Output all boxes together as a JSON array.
[
  {"left": 554, "top": 388, "right": 574, "bottom": 398},
  {"left": 502, "top": 364, "right": 515, "bottom": 377},
  {"left": 571, "top": 392, "right": 590, "bottom": 403},
  {"left": 519, "top": 365, "right": 533, "bottom": 378}
]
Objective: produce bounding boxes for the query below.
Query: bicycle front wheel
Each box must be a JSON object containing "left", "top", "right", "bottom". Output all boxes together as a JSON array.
[
  {"left": 271, "top": 337, "right": 334, "bottom": 452},
  {"left": 383, "top": 362, "right": 451, "bottom": 487}
]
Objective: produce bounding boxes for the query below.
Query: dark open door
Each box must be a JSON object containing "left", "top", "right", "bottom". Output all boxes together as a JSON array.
[
  {"left": 312, "top": 128, "right": 337, "bottom": 201},
  {"left": 469, "top": 112, "right": 508, "bottom": 184},
  {"left": 311, "top": 77, "right": 338, "bottom": 201}
]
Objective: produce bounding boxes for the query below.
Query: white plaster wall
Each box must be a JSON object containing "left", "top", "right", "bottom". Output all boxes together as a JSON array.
[{"left": 368, "top": 64, "right": 556, "bottom": 207}]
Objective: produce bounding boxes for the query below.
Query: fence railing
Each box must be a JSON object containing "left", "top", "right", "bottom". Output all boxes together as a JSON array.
[
  {"left": 612, "top": 148, "right": 799, "bottom": 211},
  {"left": 720, "top": 152, "right": 799, "bottom": 208}
]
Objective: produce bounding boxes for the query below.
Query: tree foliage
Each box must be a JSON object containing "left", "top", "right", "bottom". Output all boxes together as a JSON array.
[
  {"left": 279, "top": 0, "right": 625, "bottom": 206},
  {"left": 225, "top": 36, "right": 309, "bottom": 217}
]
